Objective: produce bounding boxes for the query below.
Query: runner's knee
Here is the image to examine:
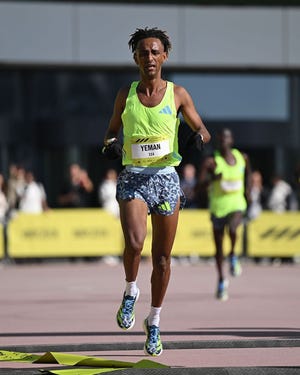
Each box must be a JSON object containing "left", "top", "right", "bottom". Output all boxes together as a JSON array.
[
  {"left": 153, "top": 255, "right": 171, "bottom": 273},
  {"left": 125, "top": 233, "right": 145, "bottom": 254}
]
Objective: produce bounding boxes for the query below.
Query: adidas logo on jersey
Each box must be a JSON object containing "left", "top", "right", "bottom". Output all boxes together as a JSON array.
[{"left": 159, "top": 105, "right": 172, "bottom": 114}]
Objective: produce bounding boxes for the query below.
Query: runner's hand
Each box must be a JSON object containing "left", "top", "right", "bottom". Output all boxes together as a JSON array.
[
  {"left": 102, "top": 140, "right": 123, "bottom": 160},
  {"left": 186, "top": 132, "right": 204, "bottom": 151}
]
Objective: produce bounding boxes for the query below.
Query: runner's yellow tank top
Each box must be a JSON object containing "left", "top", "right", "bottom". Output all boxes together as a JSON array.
[
  {"left": 209, "top": 148, "right": 247, "bottom": 217},
  {"left": 121, "top": 81, "right": 181, "bottom": 167}
]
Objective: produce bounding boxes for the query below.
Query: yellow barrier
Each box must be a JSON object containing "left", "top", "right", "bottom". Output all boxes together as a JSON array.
[
  {"left": 7, "top": 209, "right": 244, "bottom": 258},
  {"left": 7, "top": 209, "right": 243, "bottom": 259},
  {"left": 247, "top": 211, "right": 300, "bottom": 258},
  {"left": 7, "top": 209, "right": 300, "bottom": 259},
  {"left": 8, "top": 210, "right": 123, "bottom": 258}
]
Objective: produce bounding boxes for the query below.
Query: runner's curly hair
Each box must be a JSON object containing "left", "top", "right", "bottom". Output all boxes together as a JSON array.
[{"left": 128, "top": 27, "right": 172, "bottom": 54}]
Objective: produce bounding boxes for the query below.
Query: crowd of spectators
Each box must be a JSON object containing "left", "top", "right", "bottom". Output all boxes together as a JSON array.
[
  {"left": 0, "top": 161, "right": 299, "bottom": 225},
  {"left": 0, "top": 164, "right": 50, "bottom": 223},
  {"left": 0, "top": 163, "right": 121, "bottom": 224}
]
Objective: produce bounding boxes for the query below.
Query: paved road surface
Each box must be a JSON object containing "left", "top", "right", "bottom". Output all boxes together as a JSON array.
[{"left": 0, "top": 258, "right": 299, "bottom": 374}]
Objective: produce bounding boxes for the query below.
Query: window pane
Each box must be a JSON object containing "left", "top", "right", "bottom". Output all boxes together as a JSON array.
[{"left": 171, "top": 73, "right": 289, "bottom": 121}]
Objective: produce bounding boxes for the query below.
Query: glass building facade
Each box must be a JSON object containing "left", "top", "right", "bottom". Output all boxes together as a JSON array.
[{"left": 0, "top": 68, "right": 299, "bottom": 207}]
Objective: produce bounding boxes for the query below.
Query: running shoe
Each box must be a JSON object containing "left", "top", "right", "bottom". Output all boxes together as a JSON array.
[
  {"left": 143, "top": 318, "right": 163, "bottom": 356},
  {"left": 116, "top": 289, "right": 140, "bottom": 330},
  {"left": 216, "top": 279, "right": 229, "bottom": 301},
  {"left": 229, "top": 255, "right": 242, "bottom": 277}
]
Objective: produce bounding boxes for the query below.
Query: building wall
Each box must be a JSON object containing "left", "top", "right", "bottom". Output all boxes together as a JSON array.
[{"left": 0, "top": 2, "right": 300, "bottom": 68}]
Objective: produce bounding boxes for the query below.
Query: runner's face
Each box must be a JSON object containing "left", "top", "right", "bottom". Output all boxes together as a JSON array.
[
  {"left": 134, "top": 38, "right": 167, "bottom": 78},
  {"left": 218, "top": 129, "right": 233, "bottom": 150}
]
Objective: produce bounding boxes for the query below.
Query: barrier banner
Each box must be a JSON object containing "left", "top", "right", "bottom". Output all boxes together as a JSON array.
[
  {"left": 8, "top": 209, "right": 123, "bottom": 258},
  {"left": 247, "top": 212, "right": 300, "bottom": 258},
  {"left": 8, "top": 209, "right": 244, "bottom": 258},
  {"left": 142, "top": 210, "right": 243, "bottom": 257}
]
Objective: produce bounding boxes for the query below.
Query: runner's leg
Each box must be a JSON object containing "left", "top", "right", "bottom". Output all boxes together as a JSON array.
[
  {"left": 119, "top": 198, "right": 148, "bottom": 282},
  {"left": 150, "top": 199, "right": 180, "bottom": 307}
]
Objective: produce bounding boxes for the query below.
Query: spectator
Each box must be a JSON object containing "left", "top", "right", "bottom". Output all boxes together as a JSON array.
[
  {"left": 58, "top": 163, "right": 94, "bottom": 208},
  {"left": 180, "top": 163, "right": 197, "bottom": 208},
  {"left": 267, "top": 175, "right": 293, "bottom": 213},
  {"left": 247, "top": 170, "right": 268, "bottom": 220},
  {"left": 6, "top": 163, "right": 26, "bottom": 214},
  {"left": 98, "top": 168, "right": 119, "bottom": 217},
  {"left": 0, "top": 173, "right": 8, "bottom": 223},
  {"left": 19, "top": 169, "right": 49, "bottom": 214}
]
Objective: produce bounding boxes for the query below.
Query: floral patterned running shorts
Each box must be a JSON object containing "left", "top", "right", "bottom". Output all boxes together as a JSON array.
[{"left": 116, "top": 168, "right": 186, "bottom": 215}]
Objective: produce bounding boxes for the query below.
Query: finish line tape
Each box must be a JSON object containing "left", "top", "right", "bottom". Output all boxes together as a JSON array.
[{"left": 0, "top": 350, "right": 168, "bottom": 374}]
